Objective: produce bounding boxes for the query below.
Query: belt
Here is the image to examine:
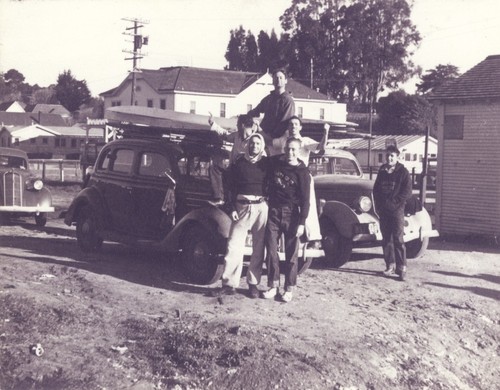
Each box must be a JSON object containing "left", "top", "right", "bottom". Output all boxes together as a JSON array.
[{"left": 237, "top": 197, "right": 266, "bottom": 204}]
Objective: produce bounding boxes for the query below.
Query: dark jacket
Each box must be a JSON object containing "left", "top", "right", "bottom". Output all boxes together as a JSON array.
[
  {"left": 267, "top": 155, "right": 310, "bottom": 225},
  {"left": 373, "top": 162, "right": 412, "bottom": 214},
  {"left": 248, "top": 91, "right": 295, "bottom": 139}
]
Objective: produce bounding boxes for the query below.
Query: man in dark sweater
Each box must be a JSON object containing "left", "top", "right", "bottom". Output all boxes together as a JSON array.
[
  {"left": 212, "top": 133, "right": 269, "bottom": 298},
  {"left": 263, "top": 137, "right": 310, "bottom": 302},
  {"left": 373, "top": 145, "right": 413, "bottom": 281},
  {"left": 248, "top": 67, "right": 295, "bottom": 145}
]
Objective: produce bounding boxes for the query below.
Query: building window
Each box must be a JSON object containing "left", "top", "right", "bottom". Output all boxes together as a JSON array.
[
  {"left": 30, "top": 138, "right": 36, "bottom": 144},
  {"left": 61, "top": 138, "right": 66, "bottom": 147},
  {"left": 220, "top": 102, "right": 226, "bottom": 118},
  {"left": 42, "top": 138, "right": 48, "bottom": 144},
  {"left": 190, "top": 101, "right": 196, "bottom": 114},
  {"left": 147, "top": 99, "right": 153, "bottom": 108},
  {"left": 111, "top": 101, "right": 121, "bottom": 107},
  {"left": 14, "top": 138, "right": 19, "bottom": 146},
  {"left": 378, "top": 153, "right": 383, "bottom": 163},
  {"left": 160, "top": 99, "right": 166, "bottom": 109},
  {"left": 55, "top": 138, "right": 60, "bottom": 147},
  {"left": 319, "top": 108, "right": 325, "bottom": 120},
  {"left": 444, "top": 115, "right": 464, "bottom": 140},
  {"left": 71, "top": 139, "right": 77, "bottom": 148},
  {"left": 404, "top": 153, "right": 411, "bottom": 161},
  {"left": 247, "top": 104, "right": 252, "bottom": 112},
  {"left": 298, "top": 107, "right": 303, "bottom": 118}
]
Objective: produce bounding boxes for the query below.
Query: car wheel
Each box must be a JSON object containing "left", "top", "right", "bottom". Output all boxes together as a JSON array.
[
  {"left": 35, "top": 213, "right": 47, "bottom": 227},
  {"left": 181, "top": 225, "right": 224, "bottom": 285},
  {"left": 321, "top": 223, "right": 352, "bottom": 268},
  {"left": 76, "top": 205, "right": 103, "bottom": 252},
  {"left": 406, "top": 237, "right": 429, "bottom": 259}
]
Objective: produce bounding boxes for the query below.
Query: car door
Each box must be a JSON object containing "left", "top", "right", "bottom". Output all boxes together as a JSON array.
[
  {"left": 97, "top": 147, "right": 136, "bottom": 233},
  {"left": 132, "top": 150, "right": 176, "bottom": 239}
]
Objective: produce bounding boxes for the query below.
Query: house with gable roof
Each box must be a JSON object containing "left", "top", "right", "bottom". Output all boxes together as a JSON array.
[
  {"left": 0, "top": 100, "right": 26, "bottom": 112},
  {"left": 100, "top": 67, "right": 347, "bottom": 123},
  {"left": 428, "top": 54, "right": 500, "bottom": 238}
]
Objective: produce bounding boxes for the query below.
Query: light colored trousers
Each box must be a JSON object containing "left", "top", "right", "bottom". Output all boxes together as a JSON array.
[
  {"left": 305, "top": 175, "right": 322, "bottom": 241},
  {"left": 222, "top": 201, "right": 268, "bottom": 288}
]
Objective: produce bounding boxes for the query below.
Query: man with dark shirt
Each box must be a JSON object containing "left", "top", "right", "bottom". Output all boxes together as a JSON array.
[
  {"left": 373, "top": 145, "right": 413, "bottom": 281},
  {"left": 211, "top": 133, "right": 269, "bottom": 298},
  {"left": 262, "top": 137, "right": 310, "bottom": 303},
  {"left": 248, "top": 67, "right": 295, "bottom": 147}
]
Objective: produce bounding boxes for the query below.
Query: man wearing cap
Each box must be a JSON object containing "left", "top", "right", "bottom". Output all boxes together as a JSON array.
[{"left": 373, "top": 145, "right": 413, "bottom": 281}]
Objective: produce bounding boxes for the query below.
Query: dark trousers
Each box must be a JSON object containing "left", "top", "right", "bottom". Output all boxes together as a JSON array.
[
  {"left": 380, "top": 210, "right": 407, "bottom": 270},
  {"left": 265, "top": 206, "right": 300, "bottom": 291},
  {"left": 209, "top": 161, "right": 225, "bottom": 200}
]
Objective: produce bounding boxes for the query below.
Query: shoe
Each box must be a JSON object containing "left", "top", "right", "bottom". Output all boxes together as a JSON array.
[
  {"left": 396, "top": 267, "right": 407, "bottom": 281},
  {"left": 248, "top": 284, "right": 260, "bottom": 299},
  {"left": 207, "top": 199, "right": 224, "bottom": 207},
  {"left": 382, "top": 264, "right": 396, "bottom": 277},
  {"left": 261, "top": 287, "right": 278, "bottom": 299},
  {"left": 281, "top": 291, "right": 293, "bottom": 303},
  {"left": 210, "top": 285, "right": 236, "bottom": 297}
]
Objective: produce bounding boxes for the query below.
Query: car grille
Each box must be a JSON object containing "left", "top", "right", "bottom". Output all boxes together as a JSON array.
[{"left": 1, "top": 172, "right": 23, "bottom": 206}]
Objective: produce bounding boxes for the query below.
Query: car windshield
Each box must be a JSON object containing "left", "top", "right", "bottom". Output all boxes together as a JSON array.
[
  {"left": 0, "top": 155, "right": 28, "bottom": 169},
  {"left": 309, "top": 156, "right": 361, "bottom": 177}
]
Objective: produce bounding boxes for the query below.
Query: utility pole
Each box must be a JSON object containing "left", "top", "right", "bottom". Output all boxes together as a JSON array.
[
  {"left": 310, "top": 58, "right": 314, "bottom": 89},
  {"left": 122, "top": 18, "right": 149, "bottom": 105}
]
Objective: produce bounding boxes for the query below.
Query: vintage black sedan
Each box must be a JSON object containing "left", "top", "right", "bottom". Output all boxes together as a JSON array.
[{"left": 0, "top": 147, "right": 54, "bottom": 226}]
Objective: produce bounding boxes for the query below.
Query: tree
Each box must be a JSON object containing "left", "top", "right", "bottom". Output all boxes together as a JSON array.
[
  {"left": 416, "top": 64, "right": 460, "bottom": 94},
  {"left": 225, "top": 26, "right": 248, "bottom": 71},
  {"left": 377, "top": 90, "right": 433, "bottom": 135},
  {"left": 279, "top": 0, "right": 421, "bottom": 105},
  {"left": 54, "top": 70, "right": 91, "bottom": 112}
]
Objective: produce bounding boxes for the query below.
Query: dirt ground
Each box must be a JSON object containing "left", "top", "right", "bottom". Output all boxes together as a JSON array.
[{"left": 0, "top": 185, "right": 499, "bottom": 390}]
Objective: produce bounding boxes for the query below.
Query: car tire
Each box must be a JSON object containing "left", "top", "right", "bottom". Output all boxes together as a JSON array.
[
  {"left": 406, "top": 237, "right": 429, "bottom": 259},
  {"left": 181, "top": 225, "right": 224, "bottom": 285},
  {"left": 76, "top": 205, "right": 103, "bottom": 252},
  {"left": 35, "top": 213, "right": 47, "bottom": 227},
  {"left": 321, "top": 223, "right": 352, "bottom": 268}
]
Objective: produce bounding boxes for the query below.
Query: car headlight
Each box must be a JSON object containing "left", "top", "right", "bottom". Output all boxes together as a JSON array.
[
  {"left": 33, "top": 179, "right": 44, "bottom": 190},
  {"left": 26, "top": 178, "right": 44, "bottom": 191},
  {"left": 356, "top": 196, "right": 372, "bottom": 213}
]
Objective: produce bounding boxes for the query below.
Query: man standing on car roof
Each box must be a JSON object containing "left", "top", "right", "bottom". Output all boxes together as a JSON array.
[
  {"left": 211, "top": 133, "right": 269, "bottom": 299},
  {"left": 248, "top": 66, "right": 295, "bottom": 149},
  {"left": 373, "top": 145, "right": 413, "bottom": 281},
  {"left": 262, "top": 137, "right": 310, "bottom": 303}
]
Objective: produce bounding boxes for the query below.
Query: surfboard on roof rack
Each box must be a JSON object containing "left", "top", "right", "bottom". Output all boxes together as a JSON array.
[{"left": 104, "top": 105, "right": 367, "bottom": 143}]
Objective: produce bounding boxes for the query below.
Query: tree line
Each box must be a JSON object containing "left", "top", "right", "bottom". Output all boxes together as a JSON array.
[
  {"left": 225, "top": 0, "right": 461, "bottom": 135},
  {"left": 0, "top": 69, "right": 103, "bottom": 119}
]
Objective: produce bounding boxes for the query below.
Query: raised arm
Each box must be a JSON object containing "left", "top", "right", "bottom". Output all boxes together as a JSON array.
[{"left": 317, "top": 123, "right": 330, "bottom": 152}]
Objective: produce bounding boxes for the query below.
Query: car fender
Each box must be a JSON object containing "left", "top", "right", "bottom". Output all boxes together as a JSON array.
[
  {"left": 160, "top": 207, "right": 232, "bottom": 252},
  {"left": 404, "top": 208, "right": 439, "bottom": 242},
  {"left": 319, "top": 200, "right": 363, "bottom": 239},
  {"left": 64, "top": 187, "right": 108, "bottom": 229},
  {"left": 24, "top": 187, "right": 53, "bottom": 209}
]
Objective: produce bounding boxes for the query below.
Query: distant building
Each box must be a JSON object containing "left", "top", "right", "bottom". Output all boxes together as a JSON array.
[
  {"left": 429, "top": 54, "right": 500, "bottom": 238},
  {"left": 0, "top": 124, "right": 103, "bottom": 159},
  {"left": 25, "top": 104, "right": 72, "bottom": 124},
  {"left": 100, "top": 66, "right": 347, "bottom": 123},
  {"left": 0, "top": 101, "right": 26, "bottom": 112},
  {"left": 344, "top": 135, "right": 438, "bottom": 174}
]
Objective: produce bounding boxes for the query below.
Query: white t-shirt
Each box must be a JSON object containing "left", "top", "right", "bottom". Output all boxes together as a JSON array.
[{"left": 270, "top": 132, "right": 319, "bottom": 166}]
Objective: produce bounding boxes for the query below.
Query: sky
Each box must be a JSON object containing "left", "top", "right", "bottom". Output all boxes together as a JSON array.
[{"left": 1, "top": 0, "right": 500, "bottom": 97}]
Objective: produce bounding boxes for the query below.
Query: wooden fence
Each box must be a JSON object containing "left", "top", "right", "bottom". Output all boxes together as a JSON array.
[{"left": 29, "top": 159, "right": 83, "bottom": 183}]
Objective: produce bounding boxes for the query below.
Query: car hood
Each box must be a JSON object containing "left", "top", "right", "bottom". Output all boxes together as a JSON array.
[{"left": 314, "top": 174, "right": 374, "bottom": 207}]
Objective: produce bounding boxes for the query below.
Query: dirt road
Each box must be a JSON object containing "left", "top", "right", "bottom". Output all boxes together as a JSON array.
[{"left": 0, "top": 191, "right": 499, "bottom": 389}]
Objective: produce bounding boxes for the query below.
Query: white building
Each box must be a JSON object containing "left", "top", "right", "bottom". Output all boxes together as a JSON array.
[
  {"left": 100, "top": 67, "right": 347, "bottom": 123},
  {"left": 344, "top": 135, "right": 438, "bottom": 174}
]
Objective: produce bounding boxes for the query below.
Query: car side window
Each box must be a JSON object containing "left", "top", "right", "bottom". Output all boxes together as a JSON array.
[
  {"left": 111, "top": 149, "right": 134, "bottom": 174},
  {"left": 189, "top": 156, "right": 210, "bottom": 179},
  {"left": 97, "top": 148, "right": 112, "bottom": 171},
  {"left": 138, "top": 152, "right": 171, "bottom": 177},
  {"left": 177, "top": 157, "right": 188, "bottom": 175}
]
